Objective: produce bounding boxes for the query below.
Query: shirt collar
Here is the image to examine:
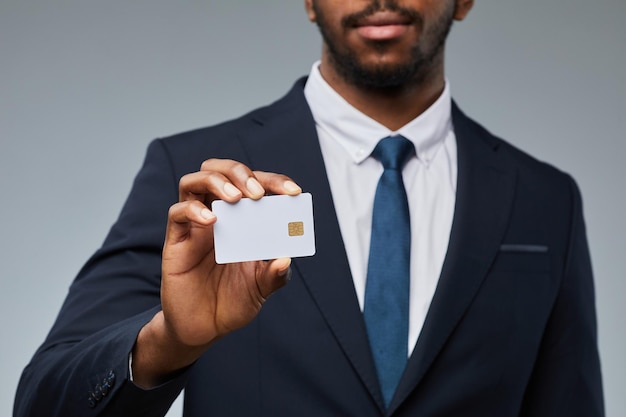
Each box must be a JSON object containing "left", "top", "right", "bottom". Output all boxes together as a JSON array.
[{"left": 303, "top": 61, "right": 452, "bottom": 166}]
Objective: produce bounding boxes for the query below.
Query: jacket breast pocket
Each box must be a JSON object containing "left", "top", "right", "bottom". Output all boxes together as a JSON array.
[{"left": 492, "top": 244, "right": 551, "bottom": 273}]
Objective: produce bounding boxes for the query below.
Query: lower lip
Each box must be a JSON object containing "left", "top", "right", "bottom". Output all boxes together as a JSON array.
[{"left": 356, "top": 24, "right": 409, "bottom": 41}]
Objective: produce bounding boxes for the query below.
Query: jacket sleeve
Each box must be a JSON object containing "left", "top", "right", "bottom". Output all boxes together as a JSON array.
[
  {"left": 519, "top": 176, "right": 604, "bottom": 417},
  {"left": 14, "top": 139, "right": 190, "bottom": 417}
]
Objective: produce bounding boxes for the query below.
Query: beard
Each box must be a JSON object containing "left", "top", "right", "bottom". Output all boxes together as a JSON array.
[{"left": 312, "top": 0, "right": 455, "bottom": 90}]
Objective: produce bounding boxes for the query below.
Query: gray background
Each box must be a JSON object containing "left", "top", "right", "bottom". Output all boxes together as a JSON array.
[{"left": 1, "top": 1, "right": 624, "bottom": 416}]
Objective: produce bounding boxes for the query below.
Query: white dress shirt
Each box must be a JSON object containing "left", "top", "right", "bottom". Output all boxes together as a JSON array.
[{"left": 304, "top": 62, "right": 457, "bottom": 355}]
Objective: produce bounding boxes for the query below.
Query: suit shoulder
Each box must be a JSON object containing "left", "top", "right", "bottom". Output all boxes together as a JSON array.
[
  {"left": 460, "top": 109, "right": 574, "bottom": 185},
  {"left": 455, "top": 106, "right": 583, "bottom": 215},
  {"left": 497, "top": 133, "right": 576, "bottom": 192},
  {"left": 144, "top": 78, "right": 308, "bottom": 175},
  {"left": 158, "top": 78, "right": 307, "bottom": 151}
]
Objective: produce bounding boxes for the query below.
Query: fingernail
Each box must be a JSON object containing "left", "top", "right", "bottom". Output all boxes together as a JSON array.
[
  {"left": 283, "top": 180, "right": 301, "bottom": 193},
  {"left": 246, "top": 177, "right": 265, "bottom": 196},
  {"left": 223, "top": 182, "right": 241, "bottom": 198},
  {"left": 284, "top": 267, "right": 292, "bottom": 282},
  {"left": 201, "top": 208, "right": 215, "bottom": 220}
]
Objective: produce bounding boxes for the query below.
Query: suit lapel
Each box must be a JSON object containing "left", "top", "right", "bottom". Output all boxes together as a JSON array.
[
  {"left": 388, "top": 104, "right": 518, "bottom": 414},
  {"left": 237, "top": 80, "right": 386, "bottom": 410}
]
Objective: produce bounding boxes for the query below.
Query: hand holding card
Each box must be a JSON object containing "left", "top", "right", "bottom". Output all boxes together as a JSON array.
[{"left": 212, "top": 193, "right": 316, "bottom": 264}]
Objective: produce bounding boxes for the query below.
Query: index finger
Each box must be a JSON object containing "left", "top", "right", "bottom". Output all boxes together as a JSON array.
[
  {"left": 197, "top": 159, "right": 300, "bottom": 199},
  {"left": 253, "top": 171, "right": 302, "bottom": 196}
]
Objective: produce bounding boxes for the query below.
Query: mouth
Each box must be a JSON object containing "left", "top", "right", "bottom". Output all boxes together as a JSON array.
[{"left": 351, "top": 11, "right": 414, "bottom": 41}]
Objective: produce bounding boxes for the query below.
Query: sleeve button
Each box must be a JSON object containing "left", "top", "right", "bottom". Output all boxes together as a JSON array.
[
  {"left": 106, "top": 370, "right": 116, "bottom": 385},
  {"left": 93, "top": 384, "right": 103, "bottom": 401},
  {"left": 101, "top": 383, "right": 110, "bottom": 396},
  {"left": 87, "top": 393, "right": 97, "bottom": 408}
]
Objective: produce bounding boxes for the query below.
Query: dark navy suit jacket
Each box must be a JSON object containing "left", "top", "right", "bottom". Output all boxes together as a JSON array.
[{"left": 15, "top": 79, "right": 604, "bottom": 416}]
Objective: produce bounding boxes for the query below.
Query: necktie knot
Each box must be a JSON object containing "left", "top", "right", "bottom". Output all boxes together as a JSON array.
[{"left": 372, "top": 136, "right": 415, "bottom": 171}]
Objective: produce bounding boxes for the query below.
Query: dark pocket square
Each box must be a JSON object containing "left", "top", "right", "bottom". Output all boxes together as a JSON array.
[{"left": 499, "top": 244, "right": 549, "bottom": 253}]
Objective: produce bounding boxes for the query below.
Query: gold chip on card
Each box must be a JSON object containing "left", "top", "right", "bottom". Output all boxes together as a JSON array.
[{"left": 288, "top": 221, "right": 304, "bottom": 236}]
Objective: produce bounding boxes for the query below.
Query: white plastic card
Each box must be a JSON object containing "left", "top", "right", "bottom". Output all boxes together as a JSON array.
[{"left": 211, "top": 193, "right": 316, "bottom": 264}]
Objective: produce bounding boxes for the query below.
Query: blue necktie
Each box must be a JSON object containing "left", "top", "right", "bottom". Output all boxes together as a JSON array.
[{"left": 364, "top": 135, "right": 414, "bottom": 408}]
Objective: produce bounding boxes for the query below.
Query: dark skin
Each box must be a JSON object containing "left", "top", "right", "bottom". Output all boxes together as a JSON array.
[
  {"left": 305, "top": 0, "right": 474, "bottom": 130},
  {"left": 132, "top": 0, "right": 474, "bottom": 388},
  {"left": 132, "top": 163, "right": 299, "bottom": 387}
]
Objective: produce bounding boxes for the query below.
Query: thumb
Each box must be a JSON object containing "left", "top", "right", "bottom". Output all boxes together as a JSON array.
[{"left": 257, "top": 258, "right": 292, "bottom": 300}]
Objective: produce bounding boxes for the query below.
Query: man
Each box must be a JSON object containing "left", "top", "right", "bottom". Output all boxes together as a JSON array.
[{"left": 15, "top": 0, "right": 604, "bottom": 416}]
